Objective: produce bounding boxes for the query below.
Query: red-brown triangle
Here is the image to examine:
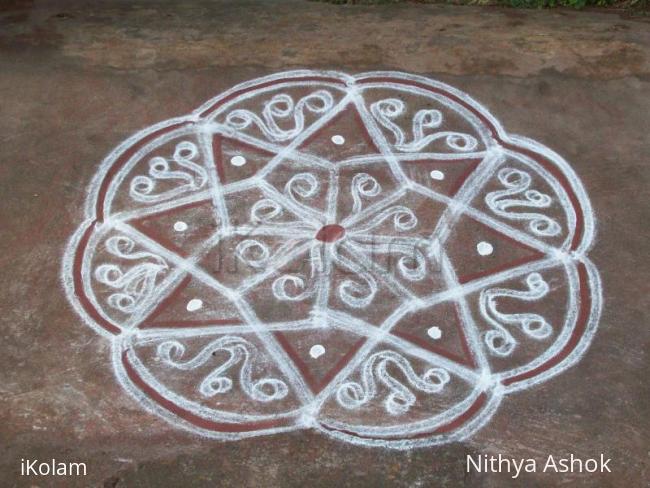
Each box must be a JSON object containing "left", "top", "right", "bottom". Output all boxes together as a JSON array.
[
  {"left": 130, "top": 199, "right": 218, "bottom": 257},
  {"left": 400, "top": 158, "right": 482, "bottom": 197},
  {"left": 445, "top": 215, "right": 545, "bottom": 284},
  {"left": 390, "top": 300, "right": 476, "bottom": 368},
  {"left": 212, "top": 134, "right": 276, "bottom": 184},
  {"left": 274, "top": 328, "right": 365, "bottom": 394},
  {"left": 298, "top": 104, "right": 380, "bottom": 161},
  {"left": 140, "top": 276, "right": 243, "bottom": 329}
]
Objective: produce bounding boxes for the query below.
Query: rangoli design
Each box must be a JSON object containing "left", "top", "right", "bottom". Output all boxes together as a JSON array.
[{"left": 63, "top": 71, "right": 601, "bottom": 448}]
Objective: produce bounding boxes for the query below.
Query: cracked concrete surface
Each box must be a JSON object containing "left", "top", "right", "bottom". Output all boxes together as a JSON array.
[{"left": 0, "top": 1, "right": 649, "bottom": 486}]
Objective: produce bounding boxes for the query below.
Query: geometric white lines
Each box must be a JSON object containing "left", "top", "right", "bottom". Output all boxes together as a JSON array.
[{"left": 62, "top": 70, "right": 601, "bottom": 449}]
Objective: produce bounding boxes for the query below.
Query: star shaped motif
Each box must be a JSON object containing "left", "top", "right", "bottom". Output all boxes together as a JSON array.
[{"left": 64, "top": 71, "right": 601, "bottom": 448}]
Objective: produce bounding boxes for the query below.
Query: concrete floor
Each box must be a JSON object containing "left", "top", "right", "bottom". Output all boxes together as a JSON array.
[{"left": 1, "top": 1, "right": 649, "bottom": 486}]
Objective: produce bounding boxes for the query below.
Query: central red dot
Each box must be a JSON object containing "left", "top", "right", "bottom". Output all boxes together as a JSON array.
[{"left": 315, "top": 224, "right": 346, "bottom": 243}]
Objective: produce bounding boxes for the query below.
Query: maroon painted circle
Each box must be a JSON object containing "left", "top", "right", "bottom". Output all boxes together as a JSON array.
[{"left": 315, "top": 224, "right": 346, "bottom": 243}]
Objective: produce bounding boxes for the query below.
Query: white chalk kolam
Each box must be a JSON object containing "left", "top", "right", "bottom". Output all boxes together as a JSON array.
[{"left": 62, "top": 70, "right": 601, "bottom": 449}]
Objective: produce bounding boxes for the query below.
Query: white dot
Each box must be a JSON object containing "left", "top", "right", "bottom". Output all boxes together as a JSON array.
[
  {"left": 427, "top": 326, "right": 442, "bottom": 340},
  {"left": 309, "top": 344, "right": 326, "bottom": 359},
  {"left": 477, "top": 241, "right": 494, "bottom": 256},
  {"left": 230, "top": 155, "right": 246, "bottom": 166},
  {"left": 173, "top": 221, "right": 188, "bottom": 232},
  {"left": 186, "top": 299, "right": 203, "bottom": 312},
  {"left": 430, "top": 170, "right": 445, "bottom": 181},
  {"left": 331, "top": 135, "right": 345, "bottom": 145}
]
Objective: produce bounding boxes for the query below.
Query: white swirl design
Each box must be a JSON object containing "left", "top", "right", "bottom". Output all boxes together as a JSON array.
[
  {"left": 354, "top": 205, "right": 418, "bottom": 234},
  {"left": 129, "top": 141, "right": 207, "bottom": 203},
  {"left": 351, "top": 173, "right": 382, "bottom": 215},
  {"left": 336, "top": 351, "right": 450, "bottom": 415},
  {"left": 235, "top": 239, "right": 271, "bottom": 269},
  {"left": 94, "top": 236, "right": 167, "bottom": 313},
  {"left": 485, "top": 168, "right": 561, "bottom": 237},
  {"left": 157, "top": 336, "right": 289, "bottom": 402},
  {"left": 479, "top": 272, "right": 552, "bottom": 357},
  {"left": 370, "top": 98, "right": 478, "bottom": 153},
  {"left": 250, "top": 198, "right": 284, "bottom": 224},
  {"left": 272, "top": 274, "right": 315, "bottom": 301},
  {"left": 350, "top": 241, "right": 427, "bottom": 282},
  {"left": 225, "top": 90, "right": 334, "bottom": 142},
  {"left": 284, "top": 172, "right": 320, "bottom": 213},
  {"left": 333, "top": 249, "right": 378, "bottom": 308}
]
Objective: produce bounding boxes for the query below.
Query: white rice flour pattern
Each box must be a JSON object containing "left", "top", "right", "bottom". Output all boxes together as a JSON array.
[{"left": 62, "top": 71, "right": 601, "bottom": 449}]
